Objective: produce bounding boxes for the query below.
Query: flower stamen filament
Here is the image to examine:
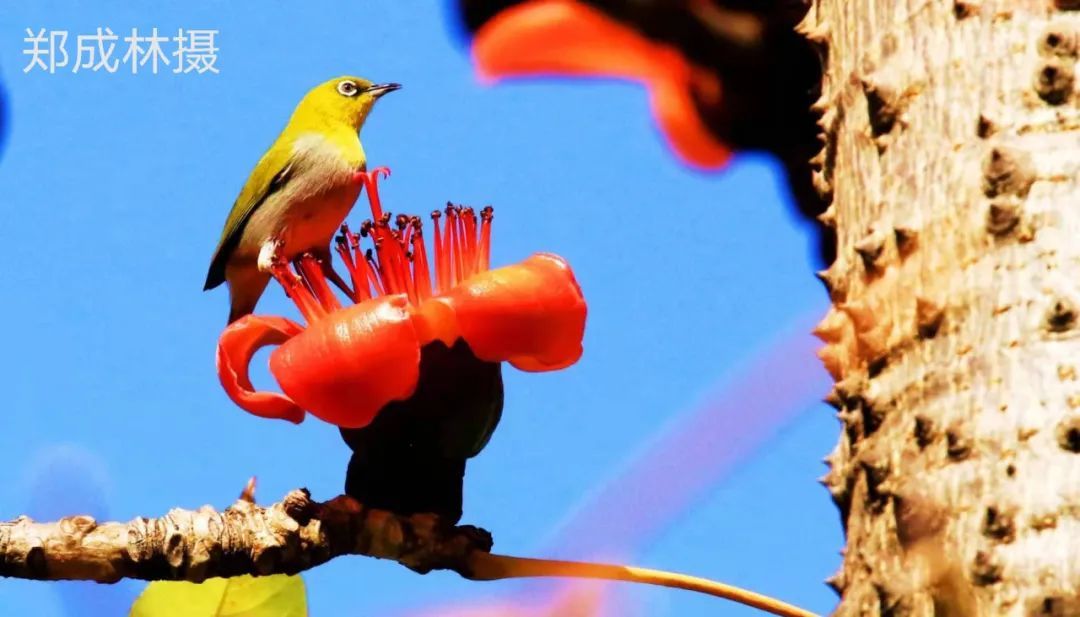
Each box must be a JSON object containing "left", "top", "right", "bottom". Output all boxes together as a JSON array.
[{"left": 279, "top": 168, "right": 495, "bottom": 324}]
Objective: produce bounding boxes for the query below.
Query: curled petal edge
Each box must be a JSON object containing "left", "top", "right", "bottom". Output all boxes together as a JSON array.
[
  {"left": 216, "top": 315, "right": 306, "bottom": 424},
  {"left": 471, "top": 0, "right": 730, "bottom": 169}
]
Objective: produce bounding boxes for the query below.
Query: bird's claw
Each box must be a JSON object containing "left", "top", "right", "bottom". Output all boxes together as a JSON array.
[{"left": 257, "top": 238, "right": 287, "bottom": 274}]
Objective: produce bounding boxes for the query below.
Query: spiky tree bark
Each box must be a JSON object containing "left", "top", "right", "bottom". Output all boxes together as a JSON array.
[{"left": 802, "top": 1, "right": 1080, "bottom": 615}]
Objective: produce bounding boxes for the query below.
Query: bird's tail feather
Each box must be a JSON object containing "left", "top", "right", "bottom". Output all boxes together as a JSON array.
[
  {"left": 228, "top": 304, "right": 254, "bottom": 325},
  {"left": 226, "top": 270, "right": 271, "bottom": 324}
]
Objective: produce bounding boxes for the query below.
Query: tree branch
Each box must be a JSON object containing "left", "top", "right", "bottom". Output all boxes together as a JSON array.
[
  {"left": 0, "top": 489, "right": 491, "bottom": 583},
  {"left": 0, "top": 489, "right": 818, "bottom": 617}
]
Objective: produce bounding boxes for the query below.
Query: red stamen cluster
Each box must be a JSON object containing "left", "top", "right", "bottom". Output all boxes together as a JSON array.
[{"left": 270, "top": 168, "right": 494, "bottom": 324}]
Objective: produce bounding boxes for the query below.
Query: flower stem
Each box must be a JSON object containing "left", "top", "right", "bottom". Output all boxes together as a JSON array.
[{"left": 466, "top": 552, "right": 819, "bottom": 617}]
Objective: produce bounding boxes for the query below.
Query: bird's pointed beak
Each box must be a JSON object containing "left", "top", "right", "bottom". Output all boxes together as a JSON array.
[{"left": 366, "top": 83, "right": 402, "bottom": 99}]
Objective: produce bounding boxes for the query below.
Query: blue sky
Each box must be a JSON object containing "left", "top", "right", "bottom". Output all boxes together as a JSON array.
[{"left": 0, "top": 2, "right": 839, "bottom": 615}]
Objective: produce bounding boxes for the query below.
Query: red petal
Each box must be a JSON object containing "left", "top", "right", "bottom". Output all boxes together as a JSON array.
[
  {"left": 438, "top": 253, "right": 586, "bottom": 372},
  {"left": 472, "top": 0, "right": 730, "bottom": 169},
  {"left": 216, "top": 315, "right": 307, "bottom": 424},
  {"left": 475, "top": 0, "right": 660, "bottom": 81},
  {"left": 651, "top": 69, "right": 730, "bottom": 170},
  {"left": 269, "top": 295, "right": 423, "bottom": 429}
]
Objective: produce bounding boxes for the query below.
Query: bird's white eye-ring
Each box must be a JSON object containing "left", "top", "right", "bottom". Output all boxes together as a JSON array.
[{"left": 337, "top": 80, "right": 359, "bottom": 97}]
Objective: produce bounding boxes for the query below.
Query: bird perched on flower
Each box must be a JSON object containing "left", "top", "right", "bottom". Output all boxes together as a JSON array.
[
  {"left": 204, "top": 75, "right": 400, "bottom": 323},
  {"left": 216, "top": 168, "right": 587, "bottom": 520}
]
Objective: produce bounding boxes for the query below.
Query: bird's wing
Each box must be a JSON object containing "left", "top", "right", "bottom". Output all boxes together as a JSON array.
[{"left": 203, "top": 144, "right": 296, "bottom": 291}]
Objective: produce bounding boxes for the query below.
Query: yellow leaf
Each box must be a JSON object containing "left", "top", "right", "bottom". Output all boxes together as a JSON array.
[{"left": 130, "top": 574, "right": 307, "bottom": 617}]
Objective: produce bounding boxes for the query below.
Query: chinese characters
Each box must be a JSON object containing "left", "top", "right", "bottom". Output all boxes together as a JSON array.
[{"left": 23, "top": 28, "right": 219, "bottom": 74}]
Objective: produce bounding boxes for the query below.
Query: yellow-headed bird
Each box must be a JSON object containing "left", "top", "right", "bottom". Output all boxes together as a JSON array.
[{"left": 204, "top": 76, "right": 400, "bottom": 322}]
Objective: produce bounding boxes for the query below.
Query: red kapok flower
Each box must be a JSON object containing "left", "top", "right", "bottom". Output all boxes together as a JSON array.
[
  {"left": 471, "top": 0, "right": 730, "bottom": 170},
  {"left": 216, "top": 168, "right": 587, "bottom": 429}
]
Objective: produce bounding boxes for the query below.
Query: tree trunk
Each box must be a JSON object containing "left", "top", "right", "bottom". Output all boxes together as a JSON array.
[{"left": 801, "top": 1, "right": 1080, "bottom": 614}]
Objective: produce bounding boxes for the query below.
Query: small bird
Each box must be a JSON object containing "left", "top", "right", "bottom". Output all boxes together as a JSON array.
[{"left": 204, "top": 76, "right": 400, "bottom": 323}]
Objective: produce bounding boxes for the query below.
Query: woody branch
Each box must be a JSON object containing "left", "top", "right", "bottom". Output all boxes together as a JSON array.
[
  {"left": 0, "top": 489, "right": 492, "bottom": 583},
  {"left": 0, "top": 488, "right": 818, "bottom": 617}
]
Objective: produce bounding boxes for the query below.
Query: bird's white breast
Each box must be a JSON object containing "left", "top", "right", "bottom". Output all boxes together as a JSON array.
[{"left": 238, "top": 133, "right": 363, "bottom": 260}]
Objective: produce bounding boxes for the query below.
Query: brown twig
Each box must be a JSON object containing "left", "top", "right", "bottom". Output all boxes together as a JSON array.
[
  {"left": 0, "top": 490, "right": 817, "bottom": 616},
  {"left": 238, "top": 476, "right": 257, "bottom": 503},
  {"left": 468, "top": 553, "right": 819, "bottom": 617},
  {"left": 0, "top": 490, "right": 490, "bottom": 583}
]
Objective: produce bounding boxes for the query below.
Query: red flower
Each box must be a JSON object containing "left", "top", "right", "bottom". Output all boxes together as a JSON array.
[
  {"left": 216, "top": 168, "right": 587, "bottom": 429},
  {"left": 470, "top": 0, "right": 730, "bottom": 170}
]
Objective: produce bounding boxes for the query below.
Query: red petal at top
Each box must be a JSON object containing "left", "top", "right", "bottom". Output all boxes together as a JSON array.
[
  {"left": 472, "top": 0, "right": 730, "bottom": 170},
  {"left": 425, "top": 253, "right": 587, "bottom": 372}
]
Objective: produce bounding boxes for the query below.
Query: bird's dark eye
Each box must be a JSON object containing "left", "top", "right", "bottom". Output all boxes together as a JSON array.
[{"left": 337, "top": 81, "right": 358, "bottom": 97}]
